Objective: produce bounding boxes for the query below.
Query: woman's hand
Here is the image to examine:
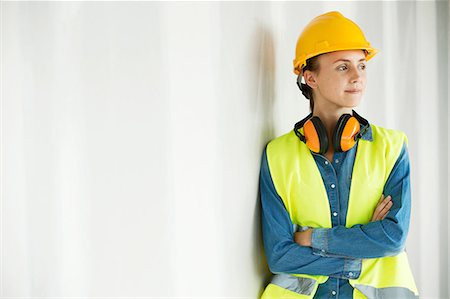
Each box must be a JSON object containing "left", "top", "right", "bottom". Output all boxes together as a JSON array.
[
  {"left": 371, "top": 193, "right": 393, "bottom": 222},
  {"left": 294, "top": 229, "right": 313, "bottom": 247}
]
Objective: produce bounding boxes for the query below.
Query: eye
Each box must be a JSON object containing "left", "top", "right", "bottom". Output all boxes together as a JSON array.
[
  {"left": 337, "top": 65, "right": 348, "bottom": 71},
  {"left": 359, "top": 64, "right": 367, "bottom": 70}
]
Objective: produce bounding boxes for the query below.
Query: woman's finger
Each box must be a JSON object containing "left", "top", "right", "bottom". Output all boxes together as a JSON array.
[
  {"left": 372, "top": 207, "right": 383, "bottom": 221},
  {"left": 380, "top": 198, "right": 393, "bottom": 212},
  {"left": 374, "top": 195, "right": 391, "bottom": 214},
  {"left": 371, "top": 196, "right": 384, "bottom": 221},
  {"left": 380, "top": 201, "right": 393, "bottom": 219},
  {"left": 372, "top": 195, "right": 392, "bottom": 221},
  {"left": 378, "top": 194, "right": 391, "bottom": 204}
]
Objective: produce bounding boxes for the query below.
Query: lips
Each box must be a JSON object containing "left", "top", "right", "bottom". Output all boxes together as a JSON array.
[{"left": 345, "top": 89, "right": 362, "bottom": 93}]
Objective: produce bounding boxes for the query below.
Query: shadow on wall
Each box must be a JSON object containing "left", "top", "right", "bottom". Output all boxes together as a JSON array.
[{"left": 250, "top": 23, "right": 276, "bottom": 297}]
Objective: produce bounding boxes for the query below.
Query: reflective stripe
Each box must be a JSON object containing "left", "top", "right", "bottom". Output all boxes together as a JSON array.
[
  {"left": 271, "top": 274, "right": 316, "bottom": 296},
  {"left": 355, "top": 284, "right": 419, "bottom": 299}
]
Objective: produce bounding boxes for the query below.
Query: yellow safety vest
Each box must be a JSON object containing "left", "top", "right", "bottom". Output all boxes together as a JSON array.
[{"left": 261, "top": 124, "right": 419, "bottom": 299}]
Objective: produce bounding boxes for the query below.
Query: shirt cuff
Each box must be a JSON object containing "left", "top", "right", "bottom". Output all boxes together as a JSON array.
[
  {"left": 311, "top": 228, "right": 362, "bottom": 279},
  {"left": 326, "top": 257, "right": 362, "bottom": 280},
  {"left": 342, "top": 258, "right": 362, "bottom": 279},
  {"left": 311, "top": 228, "right": 329, "bottom": 256}
]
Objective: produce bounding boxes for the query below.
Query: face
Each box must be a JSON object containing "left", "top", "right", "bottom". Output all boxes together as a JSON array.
[{"left": 304, "top": 50, "right": 367, "bottom": 110}]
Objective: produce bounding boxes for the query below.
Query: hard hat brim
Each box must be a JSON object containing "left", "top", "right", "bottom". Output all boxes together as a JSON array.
[{"left": 294, "top": 46, "right": 379, "bottom": 75}]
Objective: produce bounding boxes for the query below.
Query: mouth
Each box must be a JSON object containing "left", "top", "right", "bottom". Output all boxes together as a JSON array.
[{"left": 345, "top": 89, "right": 362, "bottom": 94}]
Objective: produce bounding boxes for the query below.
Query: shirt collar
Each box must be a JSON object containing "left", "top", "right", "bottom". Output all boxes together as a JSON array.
[{"left": 360, "top": 121, "right": 373, "bottom": 141}]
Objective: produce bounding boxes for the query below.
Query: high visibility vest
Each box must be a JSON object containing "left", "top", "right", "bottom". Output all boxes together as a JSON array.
[{"left": 261, "top": 124, "right": 419, "bottom": 299}]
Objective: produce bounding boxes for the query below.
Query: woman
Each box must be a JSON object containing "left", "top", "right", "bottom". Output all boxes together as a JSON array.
[{"left": 260, "top": 11, "right": 419, "bottom": 299}]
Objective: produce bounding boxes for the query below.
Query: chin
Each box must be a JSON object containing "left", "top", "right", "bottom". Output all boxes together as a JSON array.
[{"left": 342, "top": 96, "right": 362, "bottom": 107}]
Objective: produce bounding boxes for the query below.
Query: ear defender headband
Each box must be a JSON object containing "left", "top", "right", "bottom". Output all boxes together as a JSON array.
[
  {"left": 297, "top": 73, "right": 310, "bottom": 99},
  {"left": 294, "top": 110, "right": 370, "bottom": 154}
]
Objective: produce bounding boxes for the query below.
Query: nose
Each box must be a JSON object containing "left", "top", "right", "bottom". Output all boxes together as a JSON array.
[{"left": 350, "top": 66, "right": 364, "bottom": 84}]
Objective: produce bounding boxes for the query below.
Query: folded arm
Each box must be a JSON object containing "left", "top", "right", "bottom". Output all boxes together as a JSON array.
[{"left": 310, "top": 142, "right": 412, "bottom": 259}]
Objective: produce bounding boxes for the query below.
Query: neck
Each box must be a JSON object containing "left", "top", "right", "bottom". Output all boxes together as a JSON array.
[{"left": 312, "top": 107, "right": 354, "bottom": 136}]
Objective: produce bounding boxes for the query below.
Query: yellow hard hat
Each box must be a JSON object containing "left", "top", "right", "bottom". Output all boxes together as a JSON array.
[{"left": 293, "top": 11, "right": 378, "bottom": 75}]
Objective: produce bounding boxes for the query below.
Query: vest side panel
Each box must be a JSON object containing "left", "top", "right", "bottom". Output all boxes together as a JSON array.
[
  {"left": 347, "top": 125, "right": 417, "bottom": 295},
  {"left": 349, "top": 251, "right": 419, "bottom": 295},
  {"left": 263, "top": 131, "right": 330, "bottom": 298},
  {"left": 346, "top": 124, "right": 407, "bottom": 227},
  {"left": 266, "top": 131, "right": 331, "bottom": 228}
]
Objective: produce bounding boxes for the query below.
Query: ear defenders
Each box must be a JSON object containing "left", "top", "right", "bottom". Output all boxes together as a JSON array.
[{"left": 294, "top": 110, "right": 370, "bottom": 154}]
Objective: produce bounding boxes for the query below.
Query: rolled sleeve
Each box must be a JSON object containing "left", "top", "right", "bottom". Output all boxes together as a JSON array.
[
  {"left": 311, "top": 228, "right": 329, "bottom": 254},
  {"left": 343, "top": 258, "right": 362, "bottom": 279}
]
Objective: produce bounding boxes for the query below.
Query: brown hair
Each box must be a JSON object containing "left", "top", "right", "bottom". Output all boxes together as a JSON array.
[{"left": 299, "top": 54, "right": 322, "bottom": 113}]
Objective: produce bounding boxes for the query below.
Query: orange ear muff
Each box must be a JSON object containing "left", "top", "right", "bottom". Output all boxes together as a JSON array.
[
  {"left": 295, "top": 110, "right": 368, "bottom": 154},
  {"left": 333, "top": 115, "right": 361, "bottom": 152},
  {"left": 304, "top": 117, "right": 328, "bottom": 154}
]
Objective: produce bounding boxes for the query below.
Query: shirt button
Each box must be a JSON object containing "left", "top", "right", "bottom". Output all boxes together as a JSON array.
[
  {"left": 325, "top": 160, "right": 329, "bottom": 165},
  {"left": 321, "top": 249, "right": 326, "bottom": 253},
  {"left": 331, "top": 184, "right": 335, "bottom": 189},
  {"left": 348, "top": 272, "right": 354, "bottom": 277},
  {"left": 332, "top": 212, "right": 338, "bottom": 217},
  {"left": 331, "top": 290, "right": 337, "bottom": 296},
  {"left": 335, "top": 159, "right": 339, "bottom": 163}
]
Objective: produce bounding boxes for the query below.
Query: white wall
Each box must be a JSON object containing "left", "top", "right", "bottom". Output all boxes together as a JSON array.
[{"left": 2, "top": 1, "right": 449, "bottom": 298}]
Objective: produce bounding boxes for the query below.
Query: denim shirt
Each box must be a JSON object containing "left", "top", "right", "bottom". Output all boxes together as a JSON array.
[{"left": 260, "top": 123, "right": 411, "bottom": 298}]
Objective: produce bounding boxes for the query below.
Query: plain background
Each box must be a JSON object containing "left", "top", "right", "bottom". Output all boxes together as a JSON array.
[{"left": 2, "top": 1, "right": 449, "bottom": 298}]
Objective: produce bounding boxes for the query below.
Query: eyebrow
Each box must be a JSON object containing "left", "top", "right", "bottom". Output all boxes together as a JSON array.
[{"left": 333, "top": 58, "right": 367, "bottom": 63}]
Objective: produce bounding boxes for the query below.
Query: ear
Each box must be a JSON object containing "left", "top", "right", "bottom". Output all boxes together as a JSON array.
[{"left": 303, "top": 70, "right": 319, "bottom": 89}]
